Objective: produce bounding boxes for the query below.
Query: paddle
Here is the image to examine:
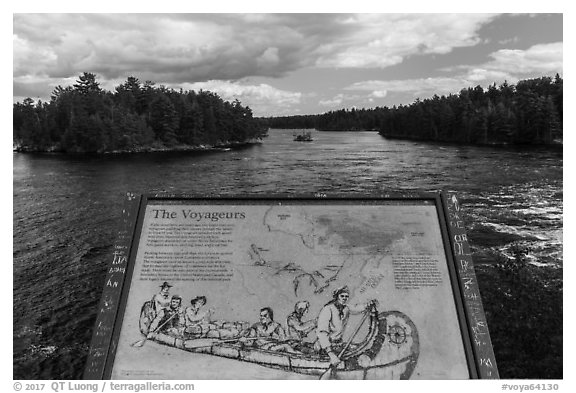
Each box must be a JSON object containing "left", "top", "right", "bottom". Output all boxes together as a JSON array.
[
  {"left": 319, "top": 306, "right": 373, "bottom": 380},
  {"left": 184, "top": 336, "right": 263, "bottom": 349},
  {"left": 184, "top": 335, "right": 295, "bottom": 350},
  {"left": 132, "top": 312, "right": 178, "bottom": 347}
]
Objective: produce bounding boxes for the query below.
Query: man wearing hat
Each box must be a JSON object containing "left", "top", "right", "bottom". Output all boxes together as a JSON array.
[
  {"left": 315, "top": 286, "right": 377, "bottom": 366},
  {"left": 184, "top": 296, "right": 212, "bottom": 337},
  {"left": 151, "top": 282, "right": 172, "bottom": 317},
  {"left": 148, "top": 294, "right": 185, "bottom": 338}
]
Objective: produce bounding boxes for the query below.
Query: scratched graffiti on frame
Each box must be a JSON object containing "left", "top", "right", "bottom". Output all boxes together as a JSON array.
[
  {"left": 85, "top": 192, "right": 138, "bottom": 379},
  {"left": 446, "top": 193, "right": 499, "bottom": 379}
]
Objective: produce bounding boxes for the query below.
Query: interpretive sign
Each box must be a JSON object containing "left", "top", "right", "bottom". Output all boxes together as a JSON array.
[{"left": 85, "top": 193, "right": 498, "bottom": 380}]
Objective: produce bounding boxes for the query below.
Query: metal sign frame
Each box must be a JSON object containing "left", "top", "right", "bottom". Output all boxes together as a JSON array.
[{"left": 84, "top": 192, "right": 498, "bottom": 379}]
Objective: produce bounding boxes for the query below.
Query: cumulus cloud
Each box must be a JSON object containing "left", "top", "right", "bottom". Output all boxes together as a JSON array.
[
  {"left": 319, "top": 94, "right": 345, "bottom": 107},
  {"left": 13, "top": 14, "right": 307, "bottom": 83},
  {"left": 15, "top": 14, "right": 561, "bottom": 115},
  {"left": 443, "top": 42, "right": 563, "bottom": 83},
  {"left": 483, "top": 42, "right": 563, "bottom": 75},
  {"left": 318, "top": 93, "right": 379, "bottom": 110},
  {"left": 13, "top": 13, "right": 498, "bottom": 101},
  {"left": 371, "top": 90, "right": 388, "bottom": 98},
  {"left": 348, "top": 77, "right": 471, "bottom": 98},
  {"left": 347, "top": 42, "right": 563, "bottom": 101},
  {"left": 13, "top": 14, "right": 354, "bottom": 82},
  {"left": 257, "top": 47, "right": 280, "bottom": 69},
  {"left": 314, "top": 14, "right": 498, "bottom": 68},
  {"left": 179, "top": 80, "right": 302, "bottom": 117}
]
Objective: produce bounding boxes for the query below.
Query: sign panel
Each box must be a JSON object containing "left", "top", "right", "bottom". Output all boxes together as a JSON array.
[{"left": 85, "top": 194, "right": 498, "bottom": 380}]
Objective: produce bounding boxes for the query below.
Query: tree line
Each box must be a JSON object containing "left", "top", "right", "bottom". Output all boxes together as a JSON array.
[
  {"left": 264, "top": 75, "right": 563, "bottom": 145},
  {"left": 13, "top": 73, "right": 268, "bottom": 153}
]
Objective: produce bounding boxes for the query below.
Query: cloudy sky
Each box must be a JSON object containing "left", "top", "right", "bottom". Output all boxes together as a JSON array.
[{"left": 13, "top": 13, "right": 562, "bottom": 117}]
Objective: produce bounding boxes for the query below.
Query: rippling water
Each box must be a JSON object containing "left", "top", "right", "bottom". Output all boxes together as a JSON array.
[{"left": 13, "top": 129, "right": 563, "bottom": 379}]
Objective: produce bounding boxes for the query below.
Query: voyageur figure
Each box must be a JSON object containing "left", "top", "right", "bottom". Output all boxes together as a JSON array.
[
  {"left": 315, "top": 286, "right": 377, "bottom": 366},
  {"left": 286, "top": 300, "right": 317, "bottom": 341},
  {"left": 148, "top": 295, "right": 185, "bottom": 338},
  {"left": 151, "top": 281, "right": 172, "bottom": 316},
  {"left": 241, "top": 307, "right": 297, "bottom": 353},
  {"left": 184, "top": 296, "right": 212, "bottom": 336}
]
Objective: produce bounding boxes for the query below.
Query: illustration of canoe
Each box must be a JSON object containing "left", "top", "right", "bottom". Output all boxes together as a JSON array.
[{"left": 138, "top": 302, "right": 419, "bottom": 379}]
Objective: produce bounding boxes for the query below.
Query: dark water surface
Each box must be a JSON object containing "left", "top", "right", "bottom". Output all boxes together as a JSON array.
[{"left": 13, "top": 129, "right": 563, "bottom": 379}]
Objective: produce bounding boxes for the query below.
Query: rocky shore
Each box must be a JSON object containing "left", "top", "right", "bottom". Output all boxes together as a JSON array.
[{"left": 13, "top": 138, "right": 263, "bottom": 155}]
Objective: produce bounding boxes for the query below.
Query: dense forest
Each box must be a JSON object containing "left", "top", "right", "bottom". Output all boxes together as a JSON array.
[
  {"left": 265, "top": 75, "right": 563, "bottom": 145},
  {"left": 13, "top": 73, "right": 268, "bottom": 153}
]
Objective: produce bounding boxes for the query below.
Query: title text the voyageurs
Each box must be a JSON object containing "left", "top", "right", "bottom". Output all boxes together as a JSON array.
[{"left": 151, "top": 209, "right": 246, "bottom": 222}]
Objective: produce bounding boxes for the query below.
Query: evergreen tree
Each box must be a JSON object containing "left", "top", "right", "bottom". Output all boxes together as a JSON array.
[{"left": 149, "top": 93, "right": 179, "bottom": 144}]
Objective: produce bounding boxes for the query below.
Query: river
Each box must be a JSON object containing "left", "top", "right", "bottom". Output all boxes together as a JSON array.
[{"left": 12, "top": 129, "right": 563, "bottom": 379}]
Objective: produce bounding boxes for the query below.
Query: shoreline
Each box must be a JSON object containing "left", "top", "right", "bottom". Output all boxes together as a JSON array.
[
  {"left": 378, "top": 133, "right": 563, "bottom": 148},
  {"left": 13, "top": 138, "right": 263, "bottom": 155}
]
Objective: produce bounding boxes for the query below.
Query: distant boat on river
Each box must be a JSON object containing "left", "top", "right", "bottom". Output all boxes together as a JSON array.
[{"left": 293, "top": 130, "right": 313, "bottom": 142}]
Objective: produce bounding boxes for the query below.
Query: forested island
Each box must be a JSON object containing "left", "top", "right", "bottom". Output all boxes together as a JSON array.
[
  {"left": 265, "top": 75, "right": 563, "bottom": 145},
  {"left": 13, "top": 73, "right": 268, "bottom": 153}
]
